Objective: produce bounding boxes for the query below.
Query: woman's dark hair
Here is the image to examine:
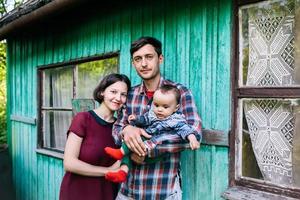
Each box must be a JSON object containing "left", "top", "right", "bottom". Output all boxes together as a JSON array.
[
  {"left": 158, "top": 84, "right": 181, "bottom": 104},
  {"left": 93, "top": 73, "right": 131, "bottom": 103},
  {"left": 130, "top": 36, "right": 162, "bottom": 57}
]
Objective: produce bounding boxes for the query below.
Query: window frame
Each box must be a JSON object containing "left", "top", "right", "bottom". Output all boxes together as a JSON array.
[
  {"left": 229, "top": 0, "right": 300, "bottom": 198},
  {"left": 36, "top": 52, "right": 119, "bottom": 158}
]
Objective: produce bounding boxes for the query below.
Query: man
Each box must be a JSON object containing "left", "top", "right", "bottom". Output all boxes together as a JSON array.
[{"left": 113, "top": 36, "right": 202, "bottom": 200}]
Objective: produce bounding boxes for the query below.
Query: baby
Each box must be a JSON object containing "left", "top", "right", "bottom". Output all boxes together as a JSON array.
[{"left": 105, "top": 84, "right": 200, "bottom": 182}]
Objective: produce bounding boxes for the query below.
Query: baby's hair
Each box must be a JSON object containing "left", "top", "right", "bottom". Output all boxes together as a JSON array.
[{"left": 158, "top": 84, "right": 180, "bottom": 104}]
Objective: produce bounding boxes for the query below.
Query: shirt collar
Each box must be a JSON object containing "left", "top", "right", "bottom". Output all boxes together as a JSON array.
[{"left": 138, "top": 76, "right": 165, "bottom": 95}]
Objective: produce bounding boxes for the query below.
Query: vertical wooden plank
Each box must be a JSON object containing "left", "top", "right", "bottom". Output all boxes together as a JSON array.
[
  {"left": 58, "top": 32, "right": 65, "bottom": 63},
  {"left": 206, "top": 0, "right": 215, "bottom": 128},
  {"left": 181, "top": 150, "right": 197, "bottom": 200},
  {"left": 76, "top": 26, "right": 84, "bottom": 60},
  {"left": 71, "top": 27, "right": 79, "bottom": 60},
  {"left": 216, "top": 0, "right": 232, "bottom": 130},
  {"left": 25, "top": 125, "right": 30, "bottom": 200},
  {"left": 199, "top": 145, "right": 213, "bottom": 200},
  {"left": 142, "top": 0, "right": 153, "bottom": 37},
  {"left": 37, "top": 155, "right": 44, "bottom": 199},
  {"left": 200, "top": 0, "right": 210, "bottom": 128},
  {"left": 29, "top": 36, "right": 38, "bottom": 200},
  {"left": 105, "top": 17, "right": 113, "bottom": 53},
  {"left": 16, "top": 123, "right": 21, "bottom": 200},
  {"left": 26, "top": 39, "right": 32, "bottom": 200},
  {"left": 37, "top": 36, "right": 46, "bottom": 66},
  {"left": 15, "top": 40, "right": 21, "bottom": 115},
  {"left": 89, "top": 18, "right": 99, "bottom": 56},
  {"left": 23, "top": 38, "right": 30, "bottom": 200},
  {"left": 130, "top": 4, "right": 143, "bottom": 84},
  {"left": 176, "top": 1, "right": 190, "bottom": 85},
  {"left": 210, "top": 0, "right": 218, "bottom": 129},
  {"left": 152, "top": 0, "right": 165, "bottom": 62},
  {"left": 45, "top": 32, "right": 53, "bottom": 65},
  {"left": 64, "top": 29, "right": 72, "bottom": 61},
  {"left": 82, "top": 22, "right": 91, "bottom": 58},
  {"left": 130, "top": 5, "right": 142, "bottom": 43},
  {"left": 96, "top": 18, "right": 105, "bottom": 55},
  {"left": 48, "top": 158, "right": 55, "bottom": 200},
  {"left": 119, "top": 8, "right": 132, "bottom": 77},
  {"left": 215, "top": 147, "right": 229, "bottom": 200},
  {"left": 210, "top": 146, "right": 217, "bottom": 199},
  {"left": 54, "top": 159, "right": 60, "bottom": 200},
  {"left": 45, "top": 157, "right": 49, "bottom": 200},
  {"left": 190, "top": 0, "right": 203, "bottom": 110},
  {"left": 113, "top": 14, "right": 121, "bottom": 52},
  {"left": 163, "top": 0, "right": 176, "bottom": 80}
]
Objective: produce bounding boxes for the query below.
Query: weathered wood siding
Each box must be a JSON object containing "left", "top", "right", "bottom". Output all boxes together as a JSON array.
[{"left": 6, "top": 0, "right": 232, "bottom": 199}]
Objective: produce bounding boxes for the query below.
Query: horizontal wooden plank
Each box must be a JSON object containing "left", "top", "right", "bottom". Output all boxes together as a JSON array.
[
  {"left": 41, "top": 107, "right": 72, "bottom": 111},
  {"left": 10, "top": 115, "right": 36, "bottom": 125},
  {"left": 237, "top": 88, "right": 300, "bottom": 98},
  {"left": 201, "top": 129, "right": 229, "bottom": 147},
  {"left": 222, "top": 186, "right": 299, "bottom": 200},
  {"left": 35, "top": 149, "right": 64, "bottom": 159}
]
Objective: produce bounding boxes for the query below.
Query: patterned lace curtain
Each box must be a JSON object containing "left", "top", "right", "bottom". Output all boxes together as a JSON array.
[{"left": 242, "top": 1, "right": 299, "bottom": 186}]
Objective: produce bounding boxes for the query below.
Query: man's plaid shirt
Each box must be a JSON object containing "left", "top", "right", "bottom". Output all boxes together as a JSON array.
[{"left": 112, "top": 77, "right": 202, "bottom": 200}]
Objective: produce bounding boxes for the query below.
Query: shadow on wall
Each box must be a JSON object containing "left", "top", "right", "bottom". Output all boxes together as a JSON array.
[{"left": 0, "top": 144, "right": 15, "bottom": 200}]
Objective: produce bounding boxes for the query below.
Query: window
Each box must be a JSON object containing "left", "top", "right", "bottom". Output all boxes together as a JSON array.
[
  {"left": 37, "top": 54, "right": 118, "bottom": 154},
  {"left": 228, "top": 0, "right": 300, "bottom": 198}
]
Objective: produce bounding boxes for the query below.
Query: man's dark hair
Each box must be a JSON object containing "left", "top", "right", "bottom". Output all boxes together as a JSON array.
[
  {"left": 158, "top": 84, "right": 181, "bottom": 104},
  {"left": 130, "top": 36, "right": 162, "bottom": 57},
  {"left": 93, "top": 73, "right": 131, "bottom": 104}
]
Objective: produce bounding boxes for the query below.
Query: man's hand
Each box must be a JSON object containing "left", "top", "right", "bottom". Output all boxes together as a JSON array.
[
  {"left": 122, "top": 125, "right": 152, "bottom": 156},
  {"left": 130, "top": 153, "right": 145, "bottom": 164}
]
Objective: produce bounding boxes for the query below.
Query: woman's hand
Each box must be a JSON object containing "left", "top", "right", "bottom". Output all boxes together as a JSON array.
[{"left": 107, "top": 160, "right": 121, "bottom": 173}]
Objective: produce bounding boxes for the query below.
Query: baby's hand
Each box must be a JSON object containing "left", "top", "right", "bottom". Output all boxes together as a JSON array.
[
  {"left": 128, "top": 114, "right": 136, "bottom": 123},
  {"left": 187, "top": 134, "right": 200, "bottom": 150}
]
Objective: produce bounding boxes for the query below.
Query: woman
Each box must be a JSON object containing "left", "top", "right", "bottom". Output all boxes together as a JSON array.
[{"left": 59, "top": 73, "right": 131, "bottom": 200}]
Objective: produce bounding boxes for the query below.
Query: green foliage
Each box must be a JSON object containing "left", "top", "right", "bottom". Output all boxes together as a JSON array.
[
  {"left": 0, "top": 0, "right": 25, "bottom": 145},
  {"left": 0, "top": 0, "right": 24, "bottom": 17},
  {"left": 0, "top": 41, "right": 6, "bottom": 144}
]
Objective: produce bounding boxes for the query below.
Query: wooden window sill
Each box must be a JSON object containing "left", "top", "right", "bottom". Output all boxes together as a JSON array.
[
  {"left": 36, "top": 148, "right": 63, "bottom": 159},
  {"left": 222, "top": 186, "right": 298, "bottom": 200}
]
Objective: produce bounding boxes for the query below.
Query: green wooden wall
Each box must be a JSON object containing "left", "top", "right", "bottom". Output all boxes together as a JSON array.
[{"left": 6, "top": 0, "right": 232, "bottom": 199}]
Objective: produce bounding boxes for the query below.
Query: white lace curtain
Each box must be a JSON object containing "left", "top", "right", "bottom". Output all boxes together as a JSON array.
[{"left": 242, "top": 0, "right": 300, "bottom": 186}]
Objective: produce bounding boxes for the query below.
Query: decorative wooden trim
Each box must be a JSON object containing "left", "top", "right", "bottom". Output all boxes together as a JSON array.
[
  {"left": 10, "top": 115, "right": 36, "bottom": 125},
  {"left": 201, "top": 129, "right": 229, "bottom": 147},
  {"left": 222, "top": 186, "right": 299, "bottom": 200}
]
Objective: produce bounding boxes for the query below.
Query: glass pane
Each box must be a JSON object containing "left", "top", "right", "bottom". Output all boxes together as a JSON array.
[
  {"left": 42, "top": 110, "right": 72, "bottom": 151},
  {"left": 240, "top": 98, "right": 300, "bottom": 188},
  {"left": 76, "top": 57, "right": 118, "bottom": 98},
  {"left": 43, "top": 66, "right": 73, "bottom": 107},
  {"left": 239, "top": 0, "right": 300, "bottom": 87}
]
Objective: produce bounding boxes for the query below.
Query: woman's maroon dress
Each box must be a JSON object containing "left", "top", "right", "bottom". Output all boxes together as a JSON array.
[{"left": 59, "top": 111, "right": 118, "bottom": 200}]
